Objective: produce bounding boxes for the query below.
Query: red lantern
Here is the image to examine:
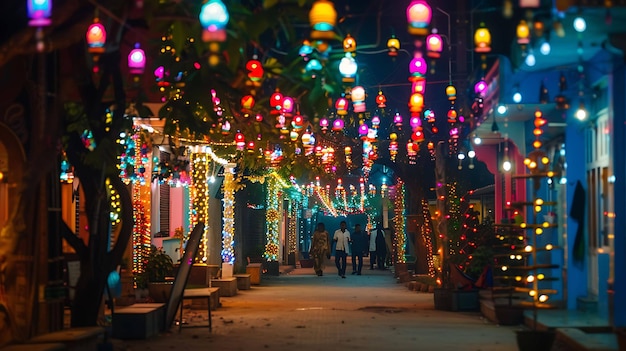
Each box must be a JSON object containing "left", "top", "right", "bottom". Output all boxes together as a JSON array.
[
  {"left": 375, "top": 90, "right": 387, "bottom": 108},
  {"left": 246, "top": 59, "right": 263, "bottom": 82},
  {"left": 241, "top": 95, "right": 255, "bottom": 110},
  {"left": 335, "top": 97, "right": 349, "bottom": 116},
  {"left": 235, "top": 132, "right": 245, "bottom": 148},
  {"left": 270, "top": 90, "right": 283, "bottom": 115}
]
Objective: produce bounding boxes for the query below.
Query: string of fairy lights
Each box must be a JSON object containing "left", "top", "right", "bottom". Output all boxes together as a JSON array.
[
  {"left": 190, "top": 151, "right": 210, "bottom": 262},
  {"left": 132, "top": 185, "right": 151, "bottom": 275}
]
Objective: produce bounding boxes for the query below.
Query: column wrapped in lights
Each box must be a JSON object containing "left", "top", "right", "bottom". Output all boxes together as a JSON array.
[
  {"left": 132, "top": 186, "right": 151, "bottom": 276},
  {"left": 221, "top": 163, "right": 237, "bottom": 264},
  {"left": 265, "top": 175, "right": 281, "bottom": 261},
  {"left": 190, "top": 149, "right": 211, "bottom": 262},
  {"left": 288, "top": 200, "right": 299, "bottom": 255},
  {"left": 421, "top": 198, "right": 436, "bottom": 276},
  {"left": 393, "top": 180, "right": 407, "bottom": 263}
]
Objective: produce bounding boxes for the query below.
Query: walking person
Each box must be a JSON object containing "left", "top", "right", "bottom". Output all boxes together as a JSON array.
[
  {"left": 310, "top": 223, "right": 331, "bottom": 276},
  {"left": 369, "top": 224, "right": 378, "bottom": 270},
  {"left": 350, "top": 224, "right": 368, "bottom": 275},
  {"left": 375, "top": 225, "right": 387, "bottom": 270},
  {"left": 333, "top": 221, "right": 351, "bottom": 278}
]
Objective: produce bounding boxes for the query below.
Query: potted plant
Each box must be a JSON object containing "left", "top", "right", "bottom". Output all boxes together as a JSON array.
[{"left": 145, "top": 245, "right": 174, "bottom": 302}]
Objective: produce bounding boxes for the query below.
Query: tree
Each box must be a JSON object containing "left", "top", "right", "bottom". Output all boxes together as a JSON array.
[{"left": 0, "top": 0, "right": 339, "bottom": 328}]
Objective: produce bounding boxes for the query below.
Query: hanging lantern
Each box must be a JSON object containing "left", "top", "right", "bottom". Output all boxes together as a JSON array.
[
  {"left": 447, "top": 108, "right": 457, "bottom": 123},
  {"left": 339, "top": 53, "right": 358, "bottom": 83},
  {"left": 375, "top": 90, "right": 387, "bottom": 108},
  {"left": 235, "top": 132, "right": 245, "bottom": 149},
  {"left": 309, "top": 0, "right": 337, "bottom": 40},
  {"left": 424, "top": 109, "right": 436, "bottom": 124},
  {"left": 409, "top": 116, "right": 421, "bottom": 129},
  {"left": 412, "top": 127, "right": 425, "bottom": 143},
  {"left": 474, "top": 24, "right": 491, "bottom": 53},
  {"left": 199, "top": 0, "right": 229, "bottom": 42},
  {"left": 371, "top": 115, "right": 381, "bottom": 128},
  {"left": 332, "top": 118, "right": 344, "bottom": 131},
  {"left": 426, "top": 32, "right": 443, "bottom": 58},
  {"left": 406, "top": 0, "right": 432, "bottom": 36},
  {"left": 409, "top": 92, "right": 424, "bottom": 115},
  {"left": 474, "top": 79, "right": 488, "bottom": 97},
  {"left": 241, "top": 95, "right": 255, "bottom": 111},
  {"left": 406, "top": 141, "right": 418, "bottom": 156},
  {"left": 221, "top": 120, "right": 231, "bottom": 135},
  {"left": 302, "top": 131, "right": 312, "bottom": 145},
  {"left": 412, "top": 79, "right": 426, "bottom": 95},
  {"left": 393, "top": 112, "right": 403, "bottom": 128},
  {"left": 128, "top": 43, "right": 146, "bottom": 75},
  {"left": 305, "top": 59, "right": 323, "bottom": 77},
  {"left": 335, "top": 96, "right": 349, "bottom": 116},
  {"left": 358, "top": 123, "right": 369, "bottom": 138},
  {"left": 246, "top": 59, "right": 264, "bottom": 82},
  {"left": 343, "top": 34, "right": 356, "bottom": 53},
  {"left": 246, "top": 141, "right": 256, "bottom": 153},
  {"left": 282, "top": 96, "right": 294, "bottom": 115},
  {"left": 516, "top": 20, "right": 530, "bottom": 44},
  {"left": 293, "top": 114, "right": 304, "bottom": 128},
  {"left": 408, "top": 56, "right": 427, "bottom": 80},
  {"left": 387, "top": 35, "right": 400, "bottom": 57},
  {"left": 351, "top": 86, "right": 366, "bottom": 113},
  {"left": 319, "top": 118, "right": 329, "bottom": 132},
  {"left": 86, "top": 18, "right": 107, "bottom": 54},
  {"left": 270, "top": 90, "right": 284, "bottom": 114},
  {"left": 446, "top": 84, "right": 457, "bottom": 101},
  {"left": 27, "top": 0, "right": 52, "bottom": 27},
  {"left": 290, "top": 130, "right": 299, "bottom": 142}
]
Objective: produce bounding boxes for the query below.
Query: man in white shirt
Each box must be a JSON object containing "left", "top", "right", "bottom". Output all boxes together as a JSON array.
[{"left": 333, "top": 220, "right": 351, "bottom": 278}]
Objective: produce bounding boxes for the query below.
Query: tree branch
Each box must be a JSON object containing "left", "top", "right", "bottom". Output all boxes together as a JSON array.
[{"left": 61, "top": 220, "right": 87, "bottom": 258}]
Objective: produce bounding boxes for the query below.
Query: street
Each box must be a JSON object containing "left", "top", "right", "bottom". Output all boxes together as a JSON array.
[{"left": 111, "top": 264, "right": 519, "bottom": 351}]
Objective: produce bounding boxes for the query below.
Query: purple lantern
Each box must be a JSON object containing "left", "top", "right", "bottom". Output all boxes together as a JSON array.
[
  {"left": 332, "top": 118, "right": 345, "bottom": 131},
  {"left": 409, "top": 56, "right": 427, "bottom": 77},
  {"left": 358, "top": 123, "right": 368, "bottom": 136},
  {"left": 128, "top": 43, "right": 146, "bottom": 75},
  {"left": 393, "top": 112, "right": 403, "bottom": 127},
  {"left": 28, "top": 0, "right": 52, "bottom": 27},
  {"left": 409, "top": 116, "right": 421, "bottom": 129},
  {"left": 474, "top": 80, "right": 488, "bottom": 96},
  {"left": 371, "top": 115, "right": 381, "bottom": 127}
]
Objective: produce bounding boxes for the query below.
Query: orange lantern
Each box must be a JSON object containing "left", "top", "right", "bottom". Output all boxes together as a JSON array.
[
  {"left": 409, "top": 93, "right": 424, "bottom": 114},
  {"left": 474, "top": 24, "right": 491, "bottom": 53},
  {"left": 376, "top": 90, "right": 387, "bottom": 108}
]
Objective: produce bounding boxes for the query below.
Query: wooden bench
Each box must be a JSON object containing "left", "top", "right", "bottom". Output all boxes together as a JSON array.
[
  {"left": 210, "top": 277, "right": 237, "bottom": 296},
  {"left": 179, "top": 288, "right": 219, "bottom": 332},
  {"left": 27, "top": 327, "right": 104, "bottom": 351},
  {"left": 112, "top": 303, "right": 165, "bottom": 339},
  {"left": 234, "top": 274, "right": 251, "bottom": 290},
  {"left": 1, "top": 344, "right": 66, "bottom": 351},
  {"left": 246, "top": 263, "right": 262, "bottom": 285}
]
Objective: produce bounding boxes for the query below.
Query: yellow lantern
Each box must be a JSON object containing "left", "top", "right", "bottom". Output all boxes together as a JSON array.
[
  {"left": 343, "top": 34, "right": 356, "bottom": 53},
  {"left": 446, "top": 84, "right": 457, "bottom": 101},
  {"left": 387, "top": 36, "right": 400, "bottom": 57},
  {"left": 309, "top": 0, "right": 337, "bottom": 40},
  {"left": 474, "top": 24, "right": 491, "bottom": 53},
  {"left": 516, "top": 20, "right": 530, "bottom": 44}
]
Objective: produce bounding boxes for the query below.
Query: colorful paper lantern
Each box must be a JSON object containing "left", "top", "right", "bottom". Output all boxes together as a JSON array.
[
  {"left": 27, "top": 0, "right": 52, "bottom": 27},
  {"left": 309, "top": 0, "right": 337, "bottom": 40},
  {"left": 128, "top": 43, "right": 146, "bottom": 75},
  {"left": 199, "top": 0, "right": 229, "bottom": 42},
  {"left": 406, "top": 0, "right": 432, "bottom": 36}
]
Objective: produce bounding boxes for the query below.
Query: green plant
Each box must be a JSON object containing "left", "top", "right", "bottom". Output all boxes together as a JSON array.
[{"left": 145, "top": 245, "right": 174, "bottom": 283}]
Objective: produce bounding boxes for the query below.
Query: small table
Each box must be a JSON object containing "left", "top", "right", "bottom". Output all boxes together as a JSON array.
[{"left": 179, "top": 288, "right": 218, "bottom": 332}]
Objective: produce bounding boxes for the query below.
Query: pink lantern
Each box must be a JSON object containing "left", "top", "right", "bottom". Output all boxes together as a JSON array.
[
  {"left": 409, "top": 56, "right": 427, "bottom": 78},
  {"left": 319, "top": 118, "right": 329, "bottom": 131},
  {"left": 409, "top": 116, "right": 421, "bottom": 129},
  {"left": 335, "top": 97, "right": 349, "bottom": 116},
  {"left": 474, "top": 80, "right": 488, "bottom": 96},
  {"left": 406, "top": 0, "right": 432, "bottom": 36},
  {"left": 358, "top": 124, "right": 368, "bottom": 137},
  {"left": 426, "top": 32, "right": 443, "bottom": 58},
  {"left": 393, "top": 112, "right": 403, "bottom": 128},
  {"left": 128, "top": 43, "right": 146, "bottom": 75}
]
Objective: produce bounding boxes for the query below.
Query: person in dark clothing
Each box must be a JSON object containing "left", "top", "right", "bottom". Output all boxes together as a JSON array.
[
  {"left": 350, "top": 224, "right": 368, "bottom": 275},
  {"left": 375, "top": 226, "right": 387, "bottom": 270}
]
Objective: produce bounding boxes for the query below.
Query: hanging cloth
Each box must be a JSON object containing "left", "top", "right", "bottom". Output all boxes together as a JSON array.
[{"left": 570, "top": 180, "right": 586, "bottom": 265}]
